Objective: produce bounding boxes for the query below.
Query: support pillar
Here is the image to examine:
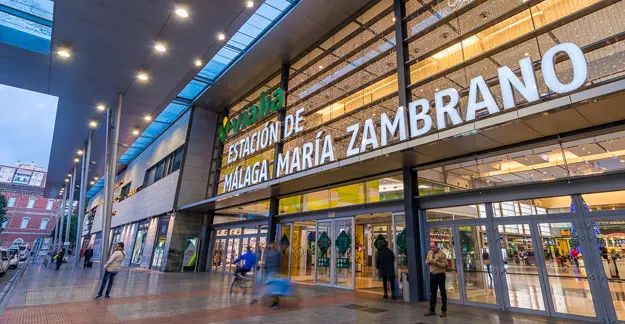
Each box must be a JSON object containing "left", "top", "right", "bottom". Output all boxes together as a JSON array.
[
  {"left": 267, "top": 197, "right": 279, "bottom": 244},
  {"left": 197, "top": 212, "right": 214, "bottom": 272},
  {"left": 403, "top": 167, "right": 425, "bottom": 301},
  {"left": 65, "top": 165, "right": 77, "bottom": 255},
  {"left": 100, "top": 93, "right": 122, "bottom": 279},
  {"left": 74, "top": 129, "right": 92, "bottom": 268},
  {"left": 58, "top": 182, "right": 68, "bottom": 252}
]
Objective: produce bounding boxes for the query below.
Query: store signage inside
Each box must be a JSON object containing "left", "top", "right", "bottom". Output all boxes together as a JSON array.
[{"left": 222, "top": 43, "right": 588, "bottom": 194}]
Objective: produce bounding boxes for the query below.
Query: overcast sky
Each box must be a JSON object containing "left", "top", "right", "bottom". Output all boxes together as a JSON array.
[{"left": 0, "top": 83, "right": 58, "bottom": 170}]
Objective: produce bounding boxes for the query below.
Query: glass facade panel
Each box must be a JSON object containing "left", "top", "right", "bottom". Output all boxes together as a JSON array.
[
  {"left": 426, "top": 204, "right": 486, "bottom": 222},
  {"left": 459, "top": 225, "right": 496, "bottom": 304},
  {"left": 428, "top": 227, "right": 461, "bottom": 300},
  {"left": 492, "top": 196, "right": 573, "bottom": 217},
  {"left": 583, "top": 190, "right": 625, "bottom": 212}
]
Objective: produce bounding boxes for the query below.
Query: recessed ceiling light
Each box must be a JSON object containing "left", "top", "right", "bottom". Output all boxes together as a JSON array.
[
  {"left": 194, "top": 58, "right": 203, "bottom": 67},
  {"left": 246, "top": 1, "right": 254, "bottom": 8},
  {"left": 90, "top": 181, "right": 95, "bottom": 185},
  {"left": 88, "top": 120, "right": 98, "bottom": 128},
  {"left": 154, "top": 43, "right": 167, "bottom": 53},
  {"left": 77, "top": 150, "right": 83, "bottom": 156},
  {"left": 144, "top": 114, "right": 153, "bottom": 121},
  {"left": 68, "top": 173, "right": 72, "bottom": 177},
  {"left": 174, "top": 7, "right": 189, "bottom": 18},
  {"left": 217, "top": 33, "right": 226, "bottom": 41},
  {"left": 74, "top": 158, "right": 80, "bottom": 163},
  {"left": 94, "top": 176, "right": 99, "bottom": 180},
  {"left": 137, "top": 71, "right": 150, "bottom": 81},
  {"left": 65, "top": 179, "right": 69, "bottom": 183},
  {"left": 318, "top": 65, "right": 323, "bottom": 69},
  {"left": 56, "top": 47, "right": 71, "bottom": 58},
  {"left": 620, "top": 160, "right": 625, "bottom": 163},
  {"left": 96, "top": 104, "right": 106, "bottom": 112},
  {"left": 132, "top": 129, "right": 140, "bottom": 135}
]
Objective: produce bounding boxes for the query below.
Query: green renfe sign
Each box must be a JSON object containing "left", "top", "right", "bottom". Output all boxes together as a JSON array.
[{"left": 218, "top": 88, "right": 284, "bottom": 143}]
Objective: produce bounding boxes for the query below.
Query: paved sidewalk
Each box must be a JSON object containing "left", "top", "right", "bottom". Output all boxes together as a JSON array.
[{"left": 0, "top": 260, "right": 587, "bottom": 323}]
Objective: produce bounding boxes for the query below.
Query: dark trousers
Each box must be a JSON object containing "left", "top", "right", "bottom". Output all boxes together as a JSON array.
[
  {"left": 382, "top": 275, "right": 396, "bottom": 297},
  {"left": 83, "top": 257, "right": 91, "bottom": 267},
  {"left": 429, "top": 273, "right": 447, "bottom": 313},
  {"left": 55, "top": 261, "right": 62, "bottom": 270},
  {"left": 98, "top": 271, "right": 118, "bottom": 297}
]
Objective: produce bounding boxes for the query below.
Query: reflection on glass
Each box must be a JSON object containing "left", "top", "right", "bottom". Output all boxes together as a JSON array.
[
  {"left": 594, "top": 221, "right": 625, "bottom": 320},
  {"left": 538, "top": 222, "right": 596, "bottom": 317},
  {"left": 334, "top": 219, "right": 353, "bottom": 288},
  {"left": 316, "top": 221, "right": 332, "bottom": 285},
  {"left": 497, "top": 224, "right": 545, "bottom": 311},
  {"left": 426, "top": 205, "right": 487, "bottom": 222},
  {"left": 225, "top": 238, "right": 240, "bottom": 273},
  {"left": 458, "top": 225, "right": 496, "bottom": 304},
  {"left": 428, "top": 227, "right": 460, "bottom": 300},
  {"left": 131, "top": 228, "right": 148, "bottom": 265},
  {"left": 290, "top": 222, "right": 316, "bottom": 285},
  {"left": 394, "top": 214, "right": 408, "bottom": 291},
  {"left": 212, "top": 239, "right": 226, "bottom": 271},
  {"left": 279, "top": 225, "right": 291, "bottom": 278}
]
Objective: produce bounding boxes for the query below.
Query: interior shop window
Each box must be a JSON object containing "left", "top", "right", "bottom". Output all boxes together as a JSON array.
[
  {"left": 119, "top": 182, "right": 132, "bottom": 202},
  {"left": 582, "top": 190, "right": 625, "bottom": 212},
  {"left": 215, "top": 200, "right": 270, "bottom": 222},
  {"left": 426, "top": 204, "right": 487, "bottom": 222},
  {"left": 143, "top": 145, "right": 185, "bottom": 187},
  {"left": 492, "top": 196, "right": 573, "bottom": 217}
]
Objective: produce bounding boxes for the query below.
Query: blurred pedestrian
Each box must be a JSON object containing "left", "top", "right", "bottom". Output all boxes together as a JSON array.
[
  {"left": 54, "top": 250, "right": 65, "bottom": 270},
  {"left": 95, "top": 242, "right": 125, "bottom": 299},
  {"left": 264, "top": 241, "right": 282, "bottom": 309},
  {"left": 376, "top": 242, "right": 397, "bottom": 300},
  {"left": 84, "top": 247, "right": 94, "bottom": 268}
]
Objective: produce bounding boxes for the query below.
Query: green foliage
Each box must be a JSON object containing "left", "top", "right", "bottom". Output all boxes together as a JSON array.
[{"left": 0, "top": 194, "right": 8, "bottom": 234}]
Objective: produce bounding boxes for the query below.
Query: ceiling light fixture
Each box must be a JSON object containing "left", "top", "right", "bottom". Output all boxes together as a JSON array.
[
  {"left": 96, "top": 104, "right": 106, "bottom": 112},
  {"left": 77, "top": 150, "right": 83, "bottom": 156},
  {"left": 68, "top": 173, "right": 72, "bottom": 177},
  {"left": 56, "top": 47, "right": 71, "bottom": 59},
  {"left": 65, "top": 179, "right": 69, "bottom": 183},
  {"left": 194, "top": 58, "right": 203, "bottom": 67},
  {"left": 144, "top": 114, "right": 153, "bottom": 121},
  {"left": 94, "top": 176, "right": 99, "bottom": 180},
  {"left": 137, "top": 71, "right": 150, "bottom": 81},
  {"left": 90, "top": 181, "right": 95, "bottom": 185},
  {"left": 89, "top": 120, "right": 98, "bottom": 128},
  {"left": 133, "top": 129, "right": 140, "bottom": 136},
  {"left": 154, "top": 42, "right": 167, "bottom": 53},
  {"left": 217, "top": 33, "right": 226, "bottom": 41},
  {"left": 174, "top": 7, "right": 189, "bottom": 18},
  {"left": 246, "top": 0, "right": 254, "bottom": 8},
  {"left": 74, "top": 158, "right": 80, "bottom": 163}
]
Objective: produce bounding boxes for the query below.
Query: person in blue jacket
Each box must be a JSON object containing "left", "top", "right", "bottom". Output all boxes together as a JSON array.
[{"left": 234, "top": 246, "right": 256, "bottom": 278}]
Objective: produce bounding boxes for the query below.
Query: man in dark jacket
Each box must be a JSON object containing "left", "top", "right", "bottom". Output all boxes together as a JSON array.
[
  {"left": 55, "top": 250, "right": 65, "bottom": 270},
  {"left": 376, "top": 242, "right": 397, "bottom": 299}
]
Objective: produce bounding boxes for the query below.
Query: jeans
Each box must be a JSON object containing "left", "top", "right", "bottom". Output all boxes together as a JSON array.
[
  {"left": 98, "top": 271, "right": 118, "bottom": 297},
  {"left": 429, "top": 273, "right": 447, "bottom": 313},
  {"left": 382, "top": 275, "right": 396, "bottom": 297}
]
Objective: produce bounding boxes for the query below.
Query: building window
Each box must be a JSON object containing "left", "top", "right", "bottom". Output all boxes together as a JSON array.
[
  {"left": 144, "top": 145, "right": 185, "bottom": 187},
  {"left": 46, "top": 199, "right": 54, "bottom": 210},
  {"left": 20, "top": 217, "right": 30, "bottom": 229},
  {"left": 1, "top": 217, "right": 8, "bottom": 229},
  {"left": 40, "top": 218, "right": 49, "bottom": 230},
  {"left": 7, "top": 197, "right": 16, "bottom": 207},
  {"left": 119, "top": 182, "right": 132, "bottom": 202},
  {"left": 27, "top": 197, "right": 36, "bottom": 208}
]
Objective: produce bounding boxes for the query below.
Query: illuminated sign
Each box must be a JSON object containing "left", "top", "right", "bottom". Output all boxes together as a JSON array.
[{"left": 221, "top": 43, "right": 588, "bottom": 194}]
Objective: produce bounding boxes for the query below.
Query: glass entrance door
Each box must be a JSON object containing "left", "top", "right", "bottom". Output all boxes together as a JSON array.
[
  {"left": 314, "top": 218, "right": 355, "bottom": 289},
  {"left": 457, "top": 224, "right": 497, "bottom": 305}
]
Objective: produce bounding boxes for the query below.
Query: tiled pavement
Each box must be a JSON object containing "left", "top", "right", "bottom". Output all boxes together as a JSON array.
[{"left": 0, "top": 260, "right": 588, "bottom": 323}]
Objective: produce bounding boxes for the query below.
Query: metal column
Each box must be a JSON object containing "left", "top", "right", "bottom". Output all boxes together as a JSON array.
[
  {"left": 403, "top": 167, "right": 425, "bottom": 301},
  {"left": 393, "top": 0, "right": 412, "bottom": 113},
  {"left": 100, "top": 93, "right": 122, "bottom": 279},
  {"left": 65, "top": 165, "right": 77, "bottom": 255},
  {"left": 58, "top": 182, "right": 68, "bottom": 252},
  {"left": 74, "top": 129, "right": 92, "bottom": 268}
]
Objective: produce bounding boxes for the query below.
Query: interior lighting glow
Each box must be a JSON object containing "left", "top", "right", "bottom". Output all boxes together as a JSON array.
[
  {"left": 144, "top": 114, "right": 152, "bottom": 121},
  {"left": 88, "top": 120, "right": 98, "bottom": 128},
  {"left": 96, "top": 104, "right": 106, "bottom": 111},
  {"left": 174, "top": 7, "right": 189, "bottom": 18},
  {"left": 94, "top": 176, "right": 99, "bottom": 180},
  {"left": 217, "top": 33, "right": 226, "bottom": 41},
  {"left": 90, "top": 181, "right": 95, "bottom": 185},
  {"left": 65, "top": 179, "right": 69, "bottom": 183},
  {"left": 194, "top": 58, "right": 203, "bottom": 67},
  {"left": 132, "top": 129, "right": 140, "bottom": 135},
  {"left": 246, "top": 1, "right": 254, "bottom": 8},
  {"left": 77, "top": 150, "right": 83, "bottom": 156},
  {"left": 74, "top": 158, "right": 80, "bottom": 163}
]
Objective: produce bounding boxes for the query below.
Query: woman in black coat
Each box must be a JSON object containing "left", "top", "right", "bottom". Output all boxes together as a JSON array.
[{"left": 376, "top": 242, "right": 397, "bottom": 299}]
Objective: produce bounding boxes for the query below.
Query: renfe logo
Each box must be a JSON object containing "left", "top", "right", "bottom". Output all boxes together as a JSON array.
[{"left": 218, "top": 88, "right": 284, "bottom": 143}]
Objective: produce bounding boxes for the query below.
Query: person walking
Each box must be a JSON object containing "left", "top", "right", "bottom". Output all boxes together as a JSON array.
[
  {"left": 84, "top": 247, "right": 94, "bottom": 268},
  {"left": 482, "top": 249, "right": 491, "bottom": 278},
  {"left": 233, "top": 246, "right": 256, "bottom": 279},
  {"left": 54, "top": 249, "right": 65, "bottom": 270},
  {"left": 376, "top": 242, "right": 397, "bottom": 300},
  {"left": 425, "top": 241, "right": 448, "bottom": 318},
  {"left": 264, "top": 241, "right": 282, "bottom": 309},
  {"left": 95, "top": 242, "right": 125, "bottom": 299}
]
